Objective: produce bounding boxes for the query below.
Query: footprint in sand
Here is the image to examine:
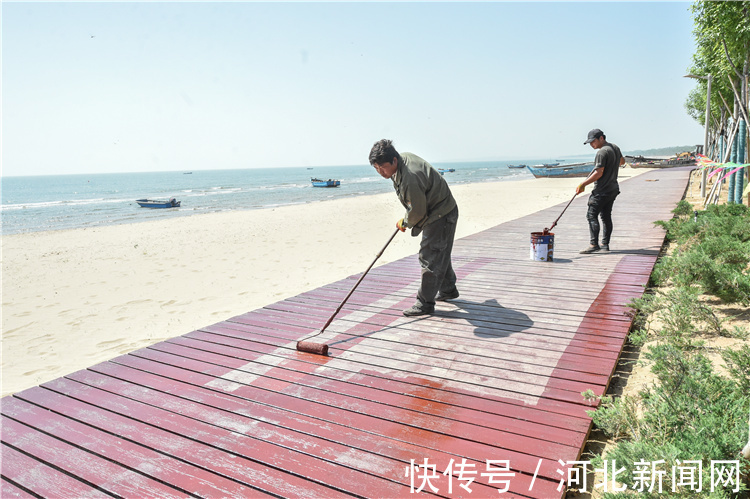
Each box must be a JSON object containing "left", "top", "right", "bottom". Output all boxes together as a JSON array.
[
  {"left": 2, "top": 322, "right": 37, "bottom": 337},
  {"left": 24, "top": 367, "right": 60, "bottom": 378},
  {"left": 126, "top": 299, "right": 150, "bottom": 305},
  {"left": 96, "top": 339, "right": 129, "bottom": 352}
]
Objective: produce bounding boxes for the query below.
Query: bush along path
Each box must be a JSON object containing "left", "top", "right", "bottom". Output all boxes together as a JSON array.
[{"left": 584, "top": 201, "right": 750, "bottom": 498}]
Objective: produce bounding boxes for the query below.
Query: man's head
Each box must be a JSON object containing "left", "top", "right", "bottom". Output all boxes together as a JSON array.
[
  {"left": 584, "top": 128, "right": 606, "bottom": 149},
  {"left": 369, "top": 139, "right": 400, "bottom": 179}
]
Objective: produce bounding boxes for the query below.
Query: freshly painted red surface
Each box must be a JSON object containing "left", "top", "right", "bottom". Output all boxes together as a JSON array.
[{"left": 1, "top": 168, "right": 693, "bottom": 498}]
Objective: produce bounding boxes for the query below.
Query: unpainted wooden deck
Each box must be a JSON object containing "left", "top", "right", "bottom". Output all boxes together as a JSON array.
[{"left": 1, "top": 167, "right": 692, "bottom": 498}]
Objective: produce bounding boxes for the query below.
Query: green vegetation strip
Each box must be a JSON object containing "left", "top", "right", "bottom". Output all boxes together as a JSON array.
[{"left": 586, "top": 201, "right": 750, "bottom": 497}]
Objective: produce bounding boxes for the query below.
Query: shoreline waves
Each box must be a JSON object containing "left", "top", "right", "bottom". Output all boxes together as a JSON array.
[{"left": 1, "top": 159, "right": 590, "bottom": 236}]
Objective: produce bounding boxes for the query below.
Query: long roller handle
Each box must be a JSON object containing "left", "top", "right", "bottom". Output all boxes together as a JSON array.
[
  {"left": 308, "top": 227, "right": 400, "bottom": 340},
  {"left": 545, "top": 166, "right": 598, "bottom": 233}
]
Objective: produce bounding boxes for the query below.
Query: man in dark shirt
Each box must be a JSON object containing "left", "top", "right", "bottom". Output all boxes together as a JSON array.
[
  {"left": 576, "top": 129, "right": 624, "bottom": 254},
  {"left": 369, "top": 139, "right": 459, "bottom": 316}
]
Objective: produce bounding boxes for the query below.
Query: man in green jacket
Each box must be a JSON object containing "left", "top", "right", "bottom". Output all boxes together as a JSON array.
[{"left": 369, "top": 139, "right": 459, "bottom": 316}]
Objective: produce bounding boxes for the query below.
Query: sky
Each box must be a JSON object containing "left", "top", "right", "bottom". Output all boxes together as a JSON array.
[{"left": 2, "top": 1, "right": 705, "bottom": 176}]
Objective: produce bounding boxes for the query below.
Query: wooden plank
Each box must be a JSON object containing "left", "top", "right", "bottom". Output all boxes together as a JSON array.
[
  {"left": 1, "top": 444, "right": 111, "bottom": 498},
  {"left": 14, "top": 385, "right": 355, "bottom": 498},
  {"left": 179, "top": 331, "right": 592, "bottom": 432},
  {"left": 140, "top": 340, "right": 587, "bottom": 447},
  {"left": 58, "top": 366, "right": 553, "bottom": 498},
  {"left": 2, "top": 417, "right": 189, "bottom": 498},
  {"left": 172, "top": 332, "right": 607, "bottom": 412},
  {"left": 1, "top": 478, "right": 36, "bottom": 499},
  {"left": 195, "top": 321, "right": 606, "bottom": 412},
  {"left": 242, "top": 303, "right": 631, "bottom": 358},
  {"left": 1, "top": 397, "right": 267, "bottom": 498},
  {"left": 214, "top": 316, "right": 618, "bottom": 383},
  {"left": 100, "top": 353, "right": 580, "bottom": 462}
]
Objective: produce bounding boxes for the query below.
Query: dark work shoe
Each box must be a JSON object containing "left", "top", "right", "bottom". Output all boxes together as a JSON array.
[
  {"left": 579, "top": 245, "right": 601, "bottom": 254},
  {"left": 403, "top": 303, "right": 435, "bottom": 317},
  {"left": 601, "top": 244, "right": 610, "bottom": 251},
  {"left": 436, "top": 289, "right": 460, "bottom": 301}
]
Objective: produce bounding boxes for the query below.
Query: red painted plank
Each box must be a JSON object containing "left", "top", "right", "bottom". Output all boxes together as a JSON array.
[
  {"left": 144, "top": 339, "right": 587, "bottom": 448},
  {"left": 189, "top": 325, "right": 616, "bottom": 384},
  {"left": 1, "top": 478, "right": 36, "bottom": 499},
  {"left": 78, "top": 358, "right": 571, "bottom": 486},
  {"left": 15, "top": 385, "right": 353, "bottom": 498},
  {"left": 173, "top": 332, "right": 592, "bottom": 433},
  {"left": 194, "top": 322, "right": 602, "bottom": 419},
  {"left": 1, "top": 397, "right": 267, "bottom": 498},
  {"left": 199, "top": 320, "right": 614, "bottom": 401},
  {"left": 2, "top": 418, "right": 188, "bottom": 498},
  {"left": 210, "top": 317, "right": 615, "bottom": 389},
  {"left": 1, "top": 443, "right": 111, "bottom": 498},
  {"left": 227, "top": 307, "right": 629, "bottom": 355},
  {"left": 58, "top": 368, "right": 535, "bottom": 498},
  {"left": 105, "top": 352, "right": 580, "bottom": 461},
  {"left": 222, "top": 308, "right": 626, "bottom": 365}
]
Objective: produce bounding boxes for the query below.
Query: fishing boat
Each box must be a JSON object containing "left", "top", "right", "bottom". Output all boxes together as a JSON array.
[
  {"left": 136, "top": 198, "right": 181, "bottom": 208},
  {"left": 526, "top": 162, "right": 596, "bottom": 178},
  {"left": 508, "top": 164, "right": 527, "bottom": 169},
  {"left": 437, "top": 168, "right": 455, "bottom": 174},
  {"left": 626, "top": 154, "right": 696, "bottom": 168},
  {"left": 311, "top": 178, "right": 341, "bottom": 187}
]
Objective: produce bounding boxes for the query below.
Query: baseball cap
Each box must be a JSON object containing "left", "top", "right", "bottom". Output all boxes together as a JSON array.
[{"left": 584, "top": 129, "right": 603, "bottom": 144}]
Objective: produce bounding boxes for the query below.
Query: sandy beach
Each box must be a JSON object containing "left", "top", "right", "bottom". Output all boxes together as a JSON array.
[{"left": 1, "top": 168, "right": 653, "bottom": 397}]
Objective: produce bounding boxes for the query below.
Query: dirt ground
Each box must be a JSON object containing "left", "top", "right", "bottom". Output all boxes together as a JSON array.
[{"left": 566, "top": 168, "right": 750, "bottom": 498}]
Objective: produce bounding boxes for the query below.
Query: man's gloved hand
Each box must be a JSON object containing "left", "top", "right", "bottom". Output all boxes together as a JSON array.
[
  {"left": 576, "top": 184, "right": 585, "bottom": 195},
  {"left": 396, "top": 218, "right": 407, "bottom": 232}
]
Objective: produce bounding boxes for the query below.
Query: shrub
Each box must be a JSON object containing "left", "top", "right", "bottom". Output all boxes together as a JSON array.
[{"left": 652, "top": 203, "right": 750, "bottom": 304}]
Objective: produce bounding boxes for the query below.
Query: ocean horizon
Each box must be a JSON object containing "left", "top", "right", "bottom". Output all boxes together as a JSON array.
[{"left": 1, "top": 157, "right": 588, "bottom": 236}]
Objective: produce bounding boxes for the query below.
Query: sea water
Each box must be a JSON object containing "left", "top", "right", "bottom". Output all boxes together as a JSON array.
[{"left": 0, "top": 159, "right": 567, "bottom": 235}]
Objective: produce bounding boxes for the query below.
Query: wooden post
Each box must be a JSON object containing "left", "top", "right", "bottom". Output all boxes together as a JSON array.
[
  {"left": 701, "top": 75, "right": 712, "bottom": 197},
  {"left": 736, "top": 119, "right": 746, "bottom": 203}
]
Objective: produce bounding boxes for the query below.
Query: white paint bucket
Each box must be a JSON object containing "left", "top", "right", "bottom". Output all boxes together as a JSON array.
[{"left": 530, "top": 232, "right": 554, "bottom": 262}]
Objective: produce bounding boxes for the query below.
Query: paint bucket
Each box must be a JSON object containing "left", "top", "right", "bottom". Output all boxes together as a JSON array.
[{"left": 530, "top": 232, "right": 554, "bottom": 262}]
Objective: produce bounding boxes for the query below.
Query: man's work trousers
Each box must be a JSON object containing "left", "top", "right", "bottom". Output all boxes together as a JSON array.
[
  {"left": 416, "top": 206, "right": 459, "bottom": 307},
  {"left": 586, "top": 191, "right": 619, "bottom": 247}
]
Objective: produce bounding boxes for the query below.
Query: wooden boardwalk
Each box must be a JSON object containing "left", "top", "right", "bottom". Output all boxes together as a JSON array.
[{"left": 1, "top": 167, "right": 692, "bottom": 498}]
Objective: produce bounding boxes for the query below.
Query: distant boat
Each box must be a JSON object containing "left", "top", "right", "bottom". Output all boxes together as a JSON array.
[
  {"left": 437, "top": 168, "right": 455, "bottom": 173},
  {"left": 508, "top": 164, "right": 527, "bottom": 169},
  {"left": 625, "top": 154, "right": 696, "bottom": 168},
  {"left": 136, "top": 198, "right": 181, "bottom": 208},
  {"left": 311, "top": 178, "right": 341, "bottom": 187},
  {"left": 526, "top": 162, "right": 595, "bottom": 178},
  {"left": 183, "top": 172, "right": 192, "bottom": 174}
]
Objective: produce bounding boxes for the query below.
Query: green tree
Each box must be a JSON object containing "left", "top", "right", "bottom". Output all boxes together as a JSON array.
[{"left": 685, "top": 1, "right": 750, "bottom": 159}]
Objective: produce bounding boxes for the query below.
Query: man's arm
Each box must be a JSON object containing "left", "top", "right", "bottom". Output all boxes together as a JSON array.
[
  {"left": 576, "top": 167, "right": 603, "bottom": 194},
  {"left": 401, "top": 180, "right": 428, "bottom": 228}
]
